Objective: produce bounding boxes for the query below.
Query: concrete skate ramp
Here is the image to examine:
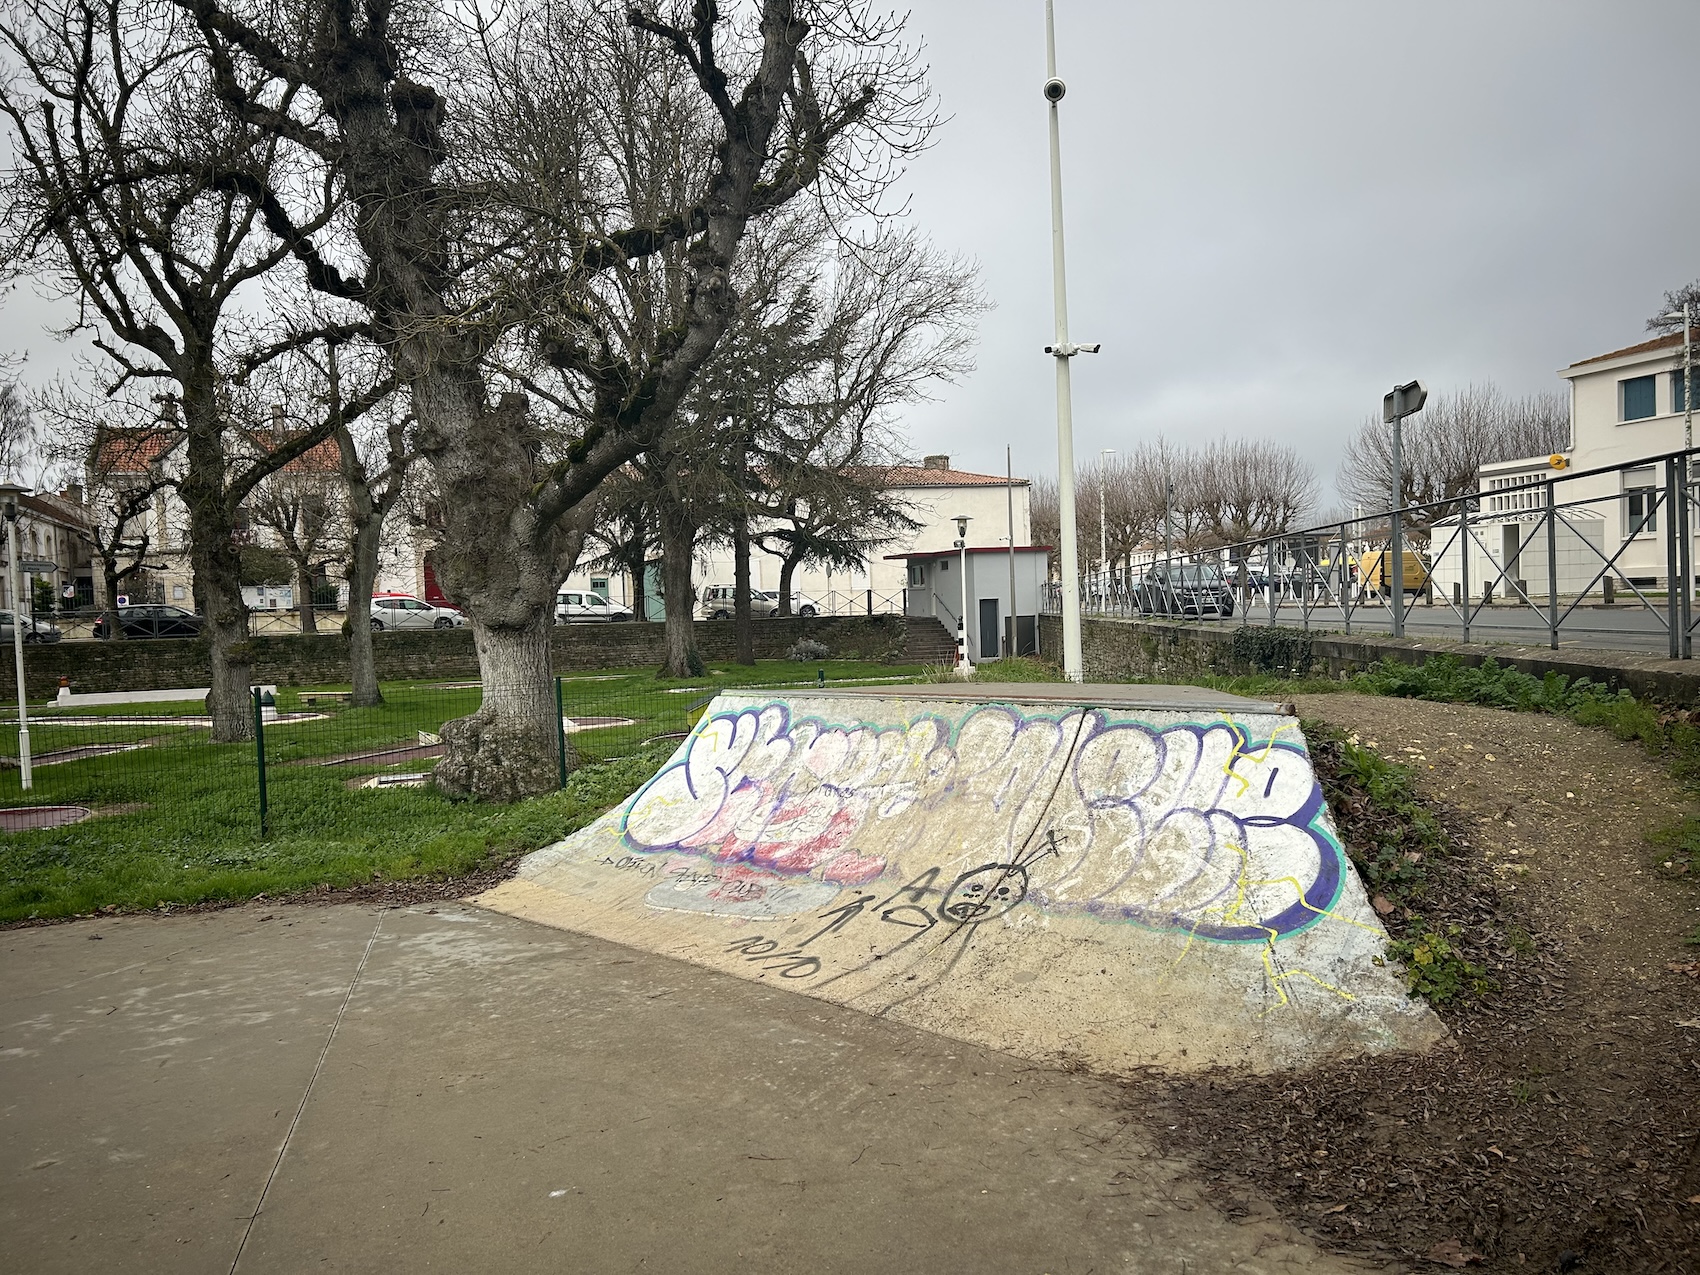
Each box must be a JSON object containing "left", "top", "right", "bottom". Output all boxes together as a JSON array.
[{"left": 476, "top": 684, "right": 1444, "bottom": 1073}]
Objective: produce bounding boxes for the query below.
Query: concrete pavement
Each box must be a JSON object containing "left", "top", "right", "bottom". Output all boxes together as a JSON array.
[{"left": 2, "top": 901, "right": 1379, "bottom": 1274}]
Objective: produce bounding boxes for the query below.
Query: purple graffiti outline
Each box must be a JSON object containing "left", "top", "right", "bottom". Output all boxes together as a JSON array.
[{"left": 616, "top": 702, "right": 1343, "bottom": 943}]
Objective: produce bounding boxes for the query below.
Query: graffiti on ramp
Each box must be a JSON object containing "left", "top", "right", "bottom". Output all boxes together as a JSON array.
[{"left": 484, "top": 691, "right": 1445, "bottom": 1073}]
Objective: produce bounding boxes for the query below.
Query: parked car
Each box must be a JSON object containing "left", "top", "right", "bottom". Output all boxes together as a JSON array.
[
  {"left": 697, "top": 586, "right": 822, "bottom": 619},
  {"left": 370, "top": 593, "right": 467, "bottom": 631},
  {"left": 1134, "top": 565, "right": 1235, "bottom": 618},
  {"left": 555, "top": 590, "right": 634, "bottom": 623},
  {"left": 698, "top": 585, "right": 777, "bottom": 620},
  {"left": 0, "top": 611, "right": 62, "bottom": 644},
  {"left": 92, "top": 604, "right": 202, "bottom": 640}
]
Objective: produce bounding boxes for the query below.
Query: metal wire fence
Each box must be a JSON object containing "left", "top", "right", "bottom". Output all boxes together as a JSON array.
[
  {"left": 0, "top": 659, "right": 929, "bottom": 839},
  {"left": 1044, "top": 444, "right": 1700, "bottom": 659}
]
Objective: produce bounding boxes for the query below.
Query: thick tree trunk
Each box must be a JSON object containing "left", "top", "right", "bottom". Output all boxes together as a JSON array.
[
  {"left": 623, "top": 543, "right": 648, "bottom": 622},
  {"left": 732, "top": 512, "right": 754, "bottom": 665},
  {"left": 657, "top": 505, "right": 699, "bottom": 677},
  {"left": 777, "top": 552, "right": 805, "bottom": 617},
  {"left": 296, "top": 563, "right": 317, "bottom": 633},
  {"left": 346, "top": 518, "right": 383, "bottom": 707},
  {"left": 420, "top": 386, "right": 567, "bottom": 797},
  {"left": 99, "top": 555, "right": 124, "bottom": 641},
  {"left": 434, "top": 616, "right": 568, "bottom": 800},
  {"left": 180, "top": 385, "right": 253, "bottom": 743}
]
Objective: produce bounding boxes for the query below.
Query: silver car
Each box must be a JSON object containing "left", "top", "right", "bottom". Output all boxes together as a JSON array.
[
  {"left": 0, "top": 611, "right": 62, "bottom": 644},
  {"left": 370, "top": 595, "right": 466, "bottom": 631}
]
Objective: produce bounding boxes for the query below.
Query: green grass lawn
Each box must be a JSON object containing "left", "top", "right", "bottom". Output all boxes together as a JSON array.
[{"left": 0, "top": 660, "right": 925, "bottom": 924}]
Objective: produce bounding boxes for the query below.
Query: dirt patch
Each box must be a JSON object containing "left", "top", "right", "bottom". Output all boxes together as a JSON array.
[{"left": 1126, "top": 693, "right": 1700, "bottom": 1273}]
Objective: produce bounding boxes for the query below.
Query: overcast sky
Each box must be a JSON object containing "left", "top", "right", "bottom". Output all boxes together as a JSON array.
[
  {"left": 4, "top": 1, "right": 1698, "bottom": 506},
  {"left": 890, "top": 0, "right": 1700, "bottom": 502}
]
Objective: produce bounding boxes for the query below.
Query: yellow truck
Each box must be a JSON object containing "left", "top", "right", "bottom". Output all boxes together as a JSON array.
[{"left": 1358, "top": 549, "right": 1430, "bottom": 595}]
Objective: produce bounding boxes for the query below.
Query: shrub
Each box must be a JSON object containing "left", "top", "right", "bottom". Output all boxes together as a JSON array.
[
  {"left": 786, "top": 638, "right": 831, "bottom": 661},
  {"left": 1353, "top": 654, "right": 1627, "bottom": 714}
]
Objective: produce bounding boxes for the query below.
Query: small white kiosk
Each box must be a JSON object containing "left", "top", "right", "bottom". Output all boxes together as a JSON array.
[{"left": 893, "top": 545, "right": 1051, "bottom": 663}]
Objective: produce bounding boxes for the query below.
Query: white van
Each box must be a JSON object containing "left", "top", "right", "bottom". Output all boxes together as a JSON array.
[{"left": 555, "top": 590, "right": 634, "bottom": 623}]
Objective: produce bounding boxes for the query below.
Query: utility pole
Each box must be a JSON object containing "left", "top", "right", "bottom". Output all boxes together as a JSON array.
[
  {"left": 1042, "top": 0, "right": 1099, "bottom": 682},
  {"left": 1007, "top": 446, "right": 1018, "bottom": 656}
]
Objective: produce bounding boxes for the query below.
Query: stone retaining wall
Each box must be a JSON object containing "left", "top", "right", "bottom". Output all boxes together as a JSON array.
[
  {"left": 21, "top": 615, "right": 918, "bottom": 699},
  {"left": 1039, "top": 614, "right": 1700, "bottom": 706}
]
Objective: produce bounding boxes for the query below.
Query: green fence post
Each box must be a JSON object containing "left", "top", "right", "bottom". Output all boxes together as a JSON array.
[
  {"left": 253, "top": 686, "right": 269, "bottom": 836},
  {"left": 555, "top": 676, "right": 568, "bottom": 790}
]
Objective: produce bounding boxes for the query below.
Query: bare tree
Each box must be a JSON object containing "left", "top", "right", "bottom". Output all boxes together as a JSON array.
[
  {"left": 1192, "top": 438, "right": 1317, "bottom": 545},
  {"left": 0, "top": 0, "right": 342, "bottom": 740},
  {"left": 0, "top": 354, "right": 34, "bottom": 479},
  {"left": 1338, "top": 384, "right": 1568, "bottom": 530},
  {"left": 35, "top": 375, "right": 175, "bottom": 637},
  {"left": 246, "top": 418, "right": 347, "bottom": 634},
  {"left": 1649, "top": 280, "right": 1700, "bottom": 333},
  {"left": 335, "top": 395, "right": 414, "bottom": 707},
  {"left": 183, "top": 0, "right": 935, "bottom": 800}
]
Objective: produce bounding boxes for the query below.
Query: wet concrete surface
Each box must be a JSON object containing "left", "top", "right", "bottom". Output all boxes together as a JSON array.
[{"left": 2, "top": 902, "right": 1382, "bottom": 1273}]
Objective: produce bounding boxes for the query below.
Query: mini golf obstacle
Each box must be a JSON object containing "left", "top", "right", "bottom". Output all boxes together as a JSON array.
[{"left": 477, "top": 684, "right": 1444, "bottom": 1074}]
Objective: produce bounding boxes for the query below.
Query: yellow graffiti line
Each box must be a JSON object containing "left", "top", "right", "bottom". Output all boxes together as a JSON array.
[
  {"left": 1215, "top": 714, "right": 1293, "bottom": 799},
  {"left": 1165, "top": 840, "right": 1360, "bottom": 1014},
  {"left": 1258, "top": 946, "right": 1354, "bottom": 1016}
]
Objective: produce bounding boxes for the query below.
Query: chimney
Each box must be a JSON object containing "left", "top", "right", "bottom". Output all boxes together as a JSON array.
[
  {"left": 270, "top": 403, "right": 286, "bottom": 443},
  {"left": 922, "top": 454, "right": 950, "bottom": 471}
]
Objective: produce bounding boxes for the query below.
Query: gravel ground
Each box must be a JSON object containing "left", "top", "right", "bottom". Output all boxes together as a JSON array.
[{"left": 1126, "top": 693, "right": 1700, "bottom": 1274}]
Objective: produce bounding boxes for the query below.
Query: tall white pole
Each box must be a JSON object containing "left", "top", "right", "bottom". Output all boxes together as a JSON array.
[
  {"left": 958, "top": 536, "right": 974, "bottom": 674},
  {"left": 1684, "top": 301, "right": 1693, "bottom": 450},
  {"left": 8, "top": 517, "right": 31, "bottom": 791},
  {"left": 1045, "top": 0, "right": 1084, "bottom": 682},
  {"left": 1006, "top": 445, "right": 1018, "bottom": 656}
]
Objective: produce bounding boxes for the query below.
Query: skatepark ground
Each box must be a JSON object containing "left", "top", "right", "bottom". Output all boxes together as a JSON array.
[{"left": 2, "top": 898, "right": 1374, "bottom": 1274}]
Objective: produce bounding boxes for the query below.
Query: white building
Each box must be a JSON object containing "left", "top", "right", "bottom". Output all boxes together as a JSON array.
[
  {"left": 1431, "top": 326, "right": 1697, "bottom": 599},
  {"left": 560, "top": 455, "right": 1034, "bottom": 616},
  {"left": 898, "top": 545, "right": 1050, "bottom": 661}
]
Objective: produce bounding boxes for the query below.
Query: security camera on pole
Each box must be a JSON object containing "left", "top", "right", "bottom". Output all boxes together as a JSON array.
[
  {"left": 953, "top": 514, "right": 974, "bottom": 676},
  {"left": 1381, "top": 379, "right": 1427, "bottom": 636},
  {"left": 1042, "top": 0, "right": 1100, "bottom": 683}
]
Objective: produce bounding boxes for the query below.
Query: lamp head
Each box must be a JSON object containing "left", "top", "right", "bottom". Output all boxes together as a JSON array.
[
  {"left": 0, "top": 481, "right": 28, "bottom": 523},
  {"left": 953, "top": 514, "right": 971, "bottom": 538}
]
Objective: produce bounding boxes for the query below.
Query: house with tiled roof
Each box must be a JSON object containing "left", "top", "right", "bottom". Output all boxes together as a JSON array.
[{"left": 85, "top": 414, "right": 351, "bottom": 615}]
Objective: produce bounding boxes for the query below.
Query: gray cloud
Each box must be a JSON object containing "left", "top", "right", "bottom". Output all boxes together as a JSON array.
[
  {"left": 5, "top": 1, "right": 1696, "bottom": 509},
  {"left": 895, "top": 0, "right": 1700, "bottom": 502}
]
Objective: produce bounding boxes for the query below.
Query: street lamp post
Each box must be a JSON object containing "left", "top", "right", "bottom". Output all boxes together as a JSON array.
[
  {"left": 1042, "top": 0, "right": 1099, "bottom": 683},
  {"left": 1664, "top": 305, "right": 1694, "bottom": 449},
  {"left": 954, "top": 514, "right": 974, "bottom": 676},
  {"left": 1383, "top": 380, "right": 1428, "bottom": 637},
  {"left": 1663, "top": 306, "right": 1694, "bottom": 642},
  {"left": 0, "top": 483, "right": 33, "bottom": 791}
]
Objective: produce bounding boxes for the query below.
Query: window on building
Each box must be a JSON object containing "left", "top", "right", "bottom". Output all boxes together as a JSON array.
[
  {"left": 907, "top": 564, "right": 924, "bottom": 587},
  {"left": 1625, "top": 468, "right": 1658, "bottom": 536},
  {"left": 1677, "top": 369, "right": 1694, "bottom": 415},
  {"left": 1621, "top": 375, "right": 1657, "bottom": 421}
]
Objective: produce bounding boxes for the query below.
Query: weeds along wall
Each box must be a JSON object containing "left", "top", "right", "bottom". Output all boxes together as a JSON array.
[
  {"left": 22, "top": 616, "right": 919, "bottom": 699},
  {"left": 1038, "top": 614, "right": 1700, "bottom": 705}
]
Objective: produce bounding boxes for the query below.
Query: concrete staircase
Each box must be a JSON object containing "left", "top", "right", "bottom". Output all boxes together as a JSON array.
[{"left": 902, "top": 616, "right": 958, "bottom": 665}]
